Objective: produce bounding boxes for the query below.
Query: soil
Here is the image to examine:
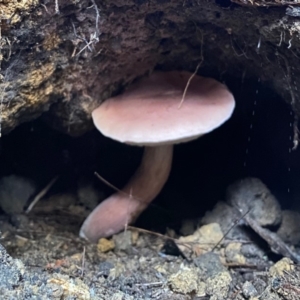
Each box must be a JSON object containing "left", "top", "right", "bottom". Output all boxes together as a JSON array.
[{"left": 1, "top": 176, "right": 300, "bottom": 299}]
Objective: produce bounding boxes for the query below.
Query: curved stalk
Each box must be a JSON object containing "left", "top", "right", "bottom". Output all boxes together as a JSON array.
[{"left": 80, "top": 145, "right": 173, "bottom": 242}]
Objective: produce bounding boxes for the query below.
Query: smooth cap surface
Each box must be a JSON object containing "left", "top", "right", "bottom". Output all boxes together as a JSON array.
[{"left": 92, "top": 71, "right": 235, "bottom": 146}]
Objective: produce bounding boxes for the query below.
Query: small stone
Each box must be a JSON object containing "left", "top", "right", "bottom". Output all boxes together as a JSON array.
[
  {"left": 108, "top": 262, "right": 125, "bottom": 279},
  {"left": 178, "top": 223, "right": 223, "bottom": 255},
  {"left": 111, "top": 291, "right": 134, "bottom": 300},
  {"left": 99, "top": 261, "right": 114, "bottom": 277},
  {"left": 205, "top": 271, "right": 232, "bottom": 299},
  {"left": 168, "top": 264, "right": 201, "bottom": 295},
  {"left": 225, "top": 242, "right": 246, "bottom": 264},
  {"left": 15, "top": 235, "right": 29, "bottom": 248},
  {"left": 113, "top": 231, "right": 132, "bottom": 251},
  {"left": 180, "top": 219, "right": 197, "bottom": 236},
  {"left": 197, "top": 281, "right": 206, "bottom": 297},
  {"left": 77, "top": 182, "right": 104, "bottom": 210},
  {"left": 286, "top": 6, "right": 300, "bottom": 17},
  {"left": 240, "top": 243, "right": 266, "bottom": 265},
  {"left": 242, "top": 281, "right": 258, "bottom": 298},
  {"left": 47, "top": 274, "right": 90, "bottom": 300},
  {"left": 193, "top": 252, "right": 232, "bottom": 298},
  {"left": 226, "top": 178, "right": 282, "bottom": 227},
  {"left": 10, "top": 214, "right": 29, "bottom": 229},
  {"left": 69, "top": 253, "right": 83, "bottom": 263},
  {"left": 201, "top": 201, "right": 243, "bottom": 239},
  {"left": 194, "top": 252, "right": 227, "bottom": 279},
  {"left": 0, "top": 175, "right": 36, "bottom": 214},
  {"left": 131, "top": 230, "right": 139, "bottom": 245},
  {"left": 269, "top": 257, "right": 294, "bottom": 277},
  {"left": 97, "top": 238, "right": 115, "bottom": 253},
  {"left": 154, "top": 263, "right": 168, "bottom": 275},
  {"left": 276, "top": 210, "right": 300, "bottom": 245}
]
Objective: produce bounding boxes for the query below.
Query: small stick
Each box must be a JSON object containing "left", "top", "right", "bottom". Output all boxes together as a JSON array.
[
  {"left": 135, "top": 281, "right": 163, "bottom": 287},
  {"left": 178, "top": 28, "right": 204, "bottom": 109},
  {"left": 178, "top": 63, "right": 201, "bottom": 109},
  {"left": 94, "top": 172, "right": 144, "bottom": 204},
  {"left": 94, "top": 172, "right": 122, "bottom": 194},
  {"left": 211, "top": 208, "right": 251, "bottom": 252},
  {"left": 127, "top": 225, "right": 212, "bottom": 250},
  {"left": 25, "top": 176, "right": 59, "bottom": 214}
]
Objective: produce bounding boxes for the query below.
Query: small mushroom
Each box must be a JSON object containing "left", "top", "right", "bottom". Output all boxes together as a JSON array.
[{"left": 80, "top": 71, "right": 235, "bottom": 242}]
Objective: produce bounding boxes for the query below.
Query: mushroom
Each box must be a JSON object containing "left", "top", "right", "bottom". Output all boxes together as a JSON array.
[{"left": 80, "top": 71, "right": 235, "bottom": 242}]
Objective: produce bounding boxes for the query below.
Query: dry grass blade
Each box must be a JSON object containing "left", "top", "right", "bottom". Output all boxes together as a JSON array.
[
  {"left": 178, "top": 27, "right": 204, "bottom": 109},
  {"left": 25, "top": 176, "right": 59, "bottom": 214},
  {"left": 178, "top": 63, "right": 201, "bottom": 109}
]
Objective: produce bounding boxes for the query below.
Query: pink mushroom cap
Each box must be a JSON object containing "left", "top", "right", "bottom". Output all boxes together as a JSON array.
[
  {"left": 92, "top": 71, "right": 235, "bottom": 146},
  {"left": 80, "top": 71, "right": 235, "bottom": 242}
]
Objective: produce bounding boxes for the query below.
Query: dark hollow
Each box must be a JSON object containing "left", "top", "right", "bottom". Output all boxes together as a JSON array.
[{"left": 0, "top": 75, "right": 298, "bottom": 234}]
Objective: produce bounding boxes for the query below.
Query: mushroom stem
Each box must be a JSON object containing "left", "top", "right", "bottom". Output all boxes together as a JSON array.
[{"left": 80, "top": 145, "right": 173, "bottom": 242}]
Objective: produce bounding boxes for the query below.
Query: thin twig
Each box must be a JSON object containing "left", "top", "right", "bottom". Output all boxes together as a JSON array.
[
  {"left": 94, "top": 172, "right": 177, "bottom": 216},
  {"left": 211, "top": 208, "right": 251, "bottom": 252},
  {"left": 230, "top": 36, "right": 249, "bottom": 59},
  {"left": 178, "top": 28, "right": 204, "bottom": 108},
  {"left": 95, "top": 172, "right": 145, "bottom": 203},
  {"left": 90, "top": 0, "right": 100, "bottom": 36},
  {"left": 128, "top": 226, "right": 184, "bottom": 245},
  {"left": 135, "top": 281, "right": 163, "bottom": 287},
  {"left": 127, "top": 225, "right": 213, "bottom": 251},
  {"left": 25, "top": 176, "right": 59, "bottom": 214},
  {"left": 55, "top": 0, "right": 60, "bottom": 14},
  {"left": 178, "top": 63, "right": 201, "bottom": 109},
  {"left": 94, "top": 172, "right": 125, "bottom": 194}
]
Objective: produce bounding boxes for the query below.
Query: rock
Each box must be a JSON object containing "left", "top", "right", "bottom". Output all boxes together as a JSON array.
[
  {"left": 225, "top": 242, "right": 246, "bottom": 265},
  {"left": 206, "top": 271, "right": 232, "bottom": 299},
  {"left": 226, "top": 178, "right": 282, "bottom": 227},
  {"left": 269, "top": 257, "right": 294, "bottom": 277},
  {"left": 131, "top": 230, "right": 139, "bottom": 245},
  {"left": 194, "top": 252, "right": 227, "bottom": 279},
  {"left": 242, "top": 281, "right": 258, "bottom": 298},
  {"left": 179, "top": 219, "right": 197, "bottom": 236},
  {"left": 276, "top": 210, "right": 300, "bottom": 245},
  {"left": 9, "top": 214, "right": 29, "bottom": 229},
  {"left": 0, "top": 175, "right": 36, "bottom": 214},
  {"left": 113, "top": 231, "right": 132, "bottom": 252},
  {"left": 77, "top": 182, "right": 104, "bottom": 210},
  {"left": 108, "top": 262, "right": 126, "bottom": 280},
  {"left": 47, "top": 274, "right": 90, "bottom": 300},
  {"left": 178, "top": 223, "right": 223, "bottom": 255},
  {"left": 111, "top": 292, "right": 134, "bottom": 300},
  {"left": 97, "top": 238, "right": 115, "bottom": 253},
  {"left": 201, "top": 201, "right": 245, "bottom": 240},
  {"left": 193, "top": 252, "right": 232, "bottom": 298},
  {"left": 240, "top": 243, "right": 267, "bottom": 267},
  {"left": 98, "top": 261, "right": 114, "bottom": 277},
  {"left": 168, "top": 264, "right": 204, "bottom": 296}
]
